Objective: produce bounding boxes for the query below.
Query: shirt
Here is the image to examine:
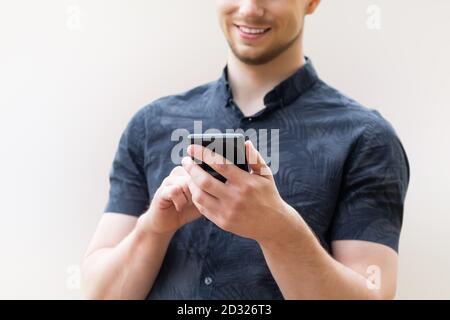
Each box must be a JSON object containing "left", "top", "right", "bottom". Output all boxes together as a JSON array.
[{"left": 104, "top": 58, "right": 410, "bottom": 299}]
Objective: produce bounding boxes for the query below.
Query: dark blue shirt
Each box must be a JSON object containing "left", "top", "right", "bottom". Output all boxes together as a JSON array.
[{"left": 104, "top": 58, "right": 410, "bottom": 299}]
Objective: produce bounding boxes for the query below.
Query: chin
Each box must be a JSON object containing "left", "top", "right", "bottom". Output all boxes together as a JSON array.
[
  {"left": 231, "top": 46, "right": 278, "bottom": 65},
  {"left": 237, "top": 54, "right": 267, "bottom": 65},
  {"left": 229, "top": 41, "right": 268, "bottom": 63}
]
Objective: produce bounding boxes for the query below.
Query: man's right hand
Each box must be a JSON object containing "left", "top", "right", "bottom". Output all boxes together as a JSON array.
[{"left": 137, "top": 166, "right": 202, "bottom": 236}]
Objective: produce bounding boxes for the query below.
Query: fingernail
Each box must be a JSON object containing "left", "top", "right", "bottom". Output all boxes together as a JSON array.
[{"left": 187, "top": 145, "right": 193, "bottom": 155}]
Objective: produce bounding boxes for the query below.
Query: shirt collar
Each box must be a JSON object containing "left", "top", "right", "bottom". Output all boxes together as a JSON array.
[{"left": 213, "top": 56, "right": 319, "bottom": 112}]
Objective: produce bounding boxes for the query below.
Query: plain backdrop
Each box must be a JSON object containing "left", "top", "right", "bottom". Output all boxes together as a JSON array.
[{"left": 0, "top": 0, "right": 449, "bottom": 299}]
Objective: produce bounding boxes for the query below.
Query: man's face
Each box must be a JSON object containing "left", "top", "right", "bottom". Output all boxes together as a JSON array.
[{"left": 216, "top": 0, "right": 318, "bottom": 65}]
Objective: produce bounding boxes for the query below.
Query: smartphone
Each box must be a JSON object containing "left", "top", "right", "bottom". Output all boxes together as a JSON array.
[{"left": 187, "top": 133, "right": 249, "bottom": 183}]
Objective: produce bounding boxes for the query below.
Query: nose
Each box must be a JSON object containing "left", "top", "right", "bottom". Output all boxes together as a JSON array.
[{"left": 238, "top": 0, "right": 265, "bottom": 19}]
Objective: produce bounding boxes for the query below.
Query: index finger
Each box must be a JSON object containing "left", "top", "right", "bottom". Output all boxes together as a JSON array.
[{"left": 187, "top": 144, "right": 247, "bottom": 182}]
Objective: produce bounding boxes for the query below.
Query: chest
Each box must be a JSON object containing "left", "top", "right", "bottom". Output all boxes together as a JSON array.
[{"left": 145, "top": 117, "right": 351, "bottom": 238}]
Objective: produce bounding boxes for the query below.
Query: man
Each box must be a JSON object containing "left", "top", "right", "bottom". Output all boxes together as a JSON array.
[{"left": 82, "top": 0, "right": 409, "bottom": 299}]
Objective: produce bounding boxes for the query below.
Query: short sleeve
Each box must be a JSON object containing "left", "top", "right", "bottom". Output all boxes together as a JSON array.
[
  {"left": 104, "top": 107, "right": 150, "bottom": 216},
  {"left": 330, "top": 116, "right": 410, "bottom": 252}
]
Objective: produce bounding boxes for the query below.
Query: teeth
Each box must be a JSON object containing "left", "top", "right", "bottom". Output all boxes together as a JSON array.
[{"left": 239, "top": 26, "right": 267, "bottom": 34}]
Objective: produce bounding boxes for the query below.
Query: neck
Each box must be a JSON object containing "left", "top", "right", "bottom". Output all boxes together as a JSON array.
[{"left": 227, "top": 37, "right": 305, "bottom": 117}]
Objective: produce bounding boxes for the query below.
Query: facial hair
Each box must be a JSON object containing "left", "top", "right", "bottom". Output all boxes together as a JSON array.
[{"left": 227, "top": 27, "right": 302, "bottom": 66}]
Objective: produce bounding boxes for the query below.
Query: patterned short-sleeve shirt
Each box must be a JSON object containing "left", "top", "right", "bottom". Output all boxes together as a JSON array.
[{"left": 104, "top": 58, "right": 410, "bottom": 299}]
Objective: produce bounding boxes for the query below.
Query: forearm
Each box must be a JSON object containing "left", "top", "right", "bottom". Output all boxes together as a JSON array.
[
  {"left": 258, "top": 209, "right": 386, "bottom": 300},
  {"left": 82, "top": 224, "right": 173, "bottom": 300}
]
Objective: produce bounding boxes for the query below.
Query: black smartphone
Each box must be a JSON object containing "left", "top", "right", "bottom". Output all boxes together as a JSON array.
[{"left": 187, "top": 133, "right": 249, "bottom": 183}]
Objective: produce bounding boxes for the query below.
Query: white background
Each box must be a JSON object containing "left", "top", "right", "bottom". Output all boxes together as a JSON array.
[{"left": 0, "top": 0, "right": 449, "bottom": 299}]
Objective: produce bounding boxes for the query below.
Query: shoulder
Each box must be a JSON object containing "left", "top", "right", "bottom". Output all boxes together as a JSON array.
[
  {"left": 317, "top": 82, "right": 408, "bottom": 170},
  {"left": 125, "top": 79, "right": 218, "bottom": 128},
  {"left": 306, "top": 80, "right": 400, "bottom": 140},
  {"left": 307, "top": 82, "right": 410, "bottom": 186},
  {"left": 146, "top": 80, "right": 217, "bottom": 114}
]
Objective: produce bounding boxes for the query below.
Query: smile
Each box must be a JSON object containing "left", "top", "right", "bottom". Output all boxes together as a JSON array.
[{"left": 235, "top": 25, "right": 271, "bottom": 40}]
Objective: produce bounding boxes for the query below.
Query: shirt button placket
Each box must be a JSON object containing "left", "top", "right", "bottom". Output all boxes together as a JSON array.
[{"left": 198, "top": 223, "right": 217, "bottom": 298}]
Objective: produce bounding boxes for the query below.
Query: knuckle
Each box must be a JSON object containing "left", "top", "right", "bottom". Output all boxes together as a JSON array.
[
  {"left": 192, "top": 191, "right": 204, "bottom": 204},
  {"left": 219, "top": 162, "right": 229, "bottom": 173},
  {"left": 210, "top": 153, "right": 223, "bottom": 166},
  {"left": 226, "top": 210, "right": 237, "bottom": 223},
  {"left": 227, "top": 203, "right": 236, "bottom": 214},
  {"left": 170, "top": 166, "right": 183, "bottom": 176},
  {"left": 166, "top": 189, "right": 176, "bottom": 199},
  {"left": 161, "top": 177, "right": 170, "bottom": 186},
  {"left": 218, "top": 218, "right": 231, "bottom": 231},
  {"left": 179, "top": 177, "right": 190, "bottom": 189},
  {"left": 198, "top": 176, "right": 212, "bottom": 190},
  {"left": 169, "top": 185, "right": 180, "bottom": 196},
  {"left": 240, "top": 183, "right": 252, "bottom": 195},
  {"left": 173, "top": 176, "right": 185, "bottom": 187},
  {"left": 240, "top": 185, "right": 250, "bottom": 195},
  {"left": 229, "top": 200, "right": 243, "bottom": 213}
]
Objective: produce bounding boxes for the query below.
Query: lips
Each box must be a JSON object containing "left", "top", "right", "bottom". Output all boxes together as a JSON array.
[{"left": 235, "top": 24, "right": 271, "bottom": 40}]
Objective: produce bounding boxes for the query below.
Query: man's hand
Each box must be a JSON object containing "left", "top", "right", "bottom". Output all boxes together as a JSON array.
[
  {"left": 82, "top": 166, "right": 201, "bottom": 299},
  {"left": 182, "top": 140, "right": 296, "bottom": 244},
  {"left": 137, "top": 166, "right": 202, "bottom": 236}
]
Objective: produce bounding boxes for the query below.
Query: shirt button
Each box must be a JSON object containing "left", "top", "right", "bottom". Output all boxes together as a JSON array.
[
  {"left": 248, "top": 117, "right": 252, "bottom": 122},
  {"left": 204, "top": 276, "right": 213, "bottom": 286}
]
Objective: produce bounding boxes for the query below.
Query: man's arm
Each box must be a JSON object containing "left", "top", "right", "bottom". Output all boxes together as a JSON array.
[
  {"left": 258, "top": 208, "right": 398, "bottom": 300},
  {"left": 82, "top": 166, "right": 201, "bottom": 299},
  {"left": 82, "top": 213, "right": 173, "bottom": 300},
  {"left": 182, "top": 141, "right": 400, "bottom": 300}
]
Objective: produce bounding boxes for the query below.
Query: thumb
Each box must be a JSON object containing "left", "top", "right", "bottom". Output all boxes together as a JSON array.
[{"left": 245, "top": 140, "right": 273, "bottom": 178}]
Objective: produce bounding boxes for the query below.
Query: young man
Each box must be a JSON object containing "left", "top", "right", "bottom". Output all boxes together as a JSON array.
[{"left": 82, "top": 0, "right": 409, "bottom": 299}]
